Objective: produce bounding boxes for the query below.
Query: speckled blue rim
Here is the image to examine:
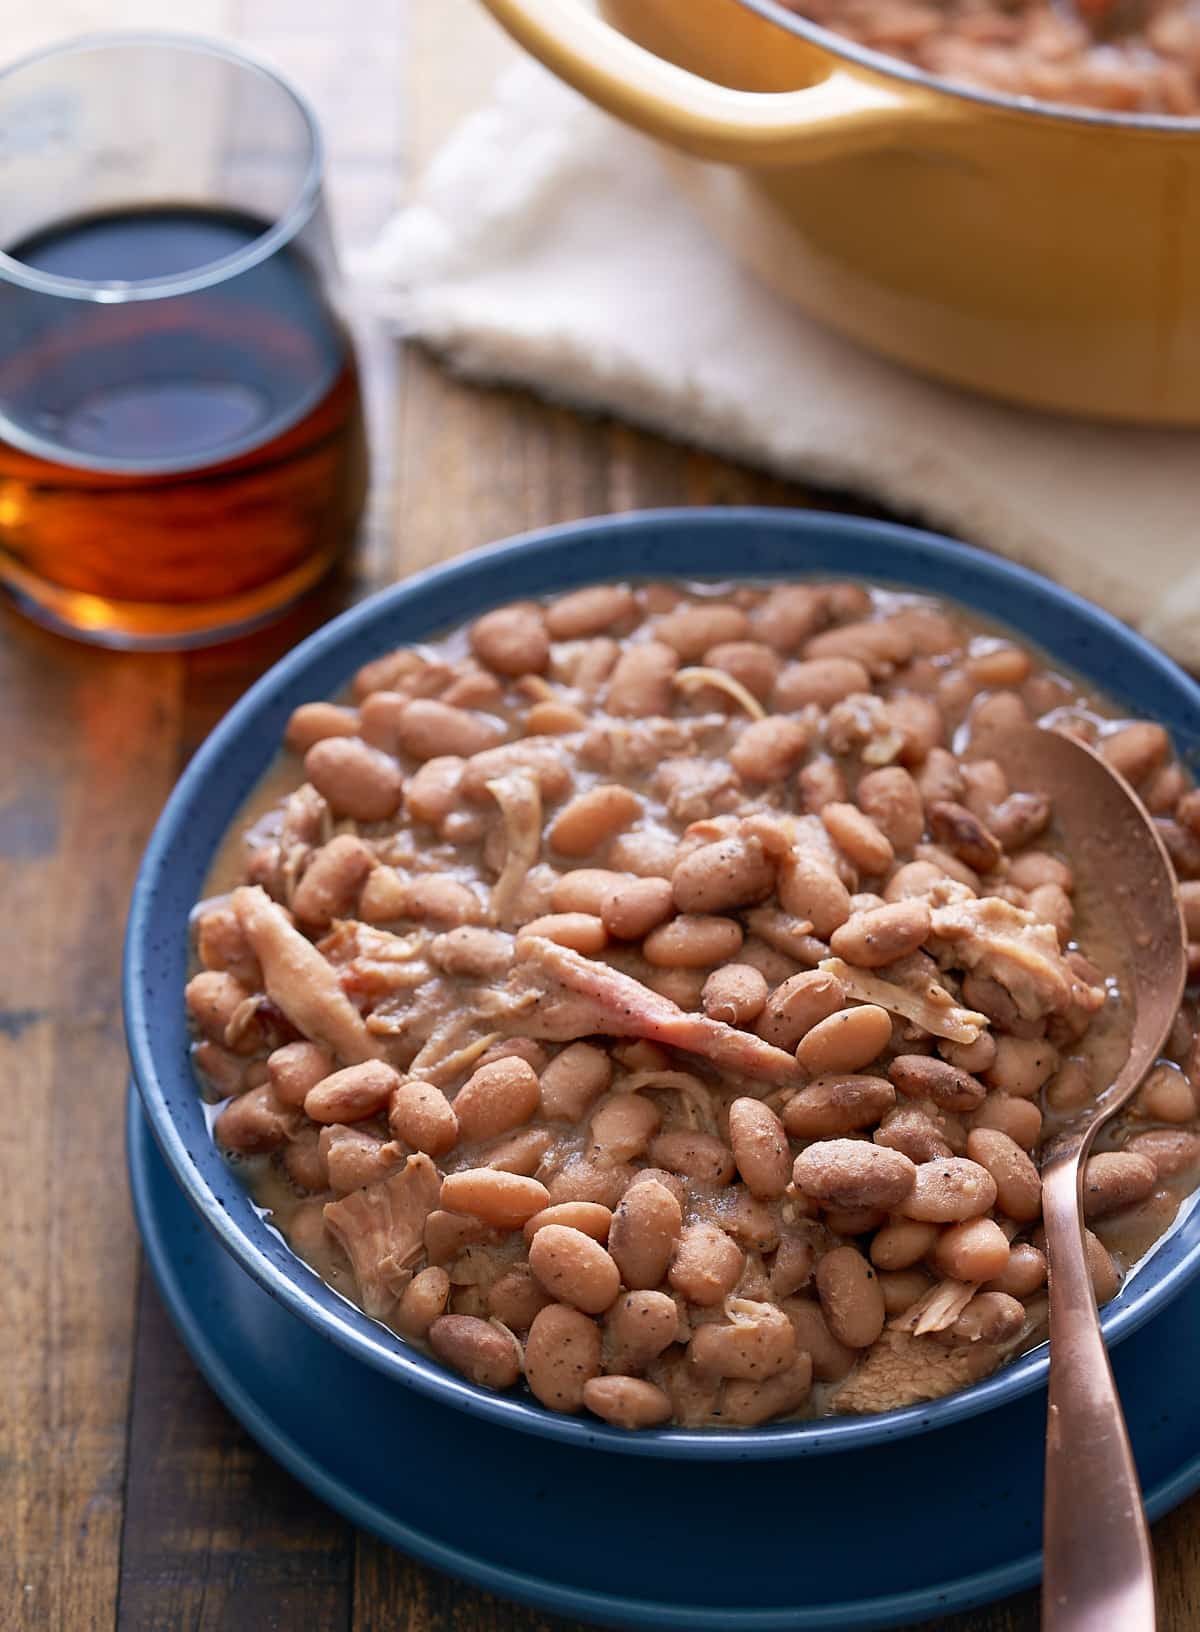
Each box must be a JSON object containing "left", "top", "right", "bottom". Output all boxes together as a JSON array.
[{"left": 124, "top": 508, "right": 1200, "bottom": 1462}]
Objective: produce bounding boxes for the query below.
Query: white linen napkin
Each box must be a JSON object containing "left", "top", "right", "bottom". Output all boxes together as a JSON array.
[{"left": 357, "top": 60, "right": 1200, "bottom": 669}]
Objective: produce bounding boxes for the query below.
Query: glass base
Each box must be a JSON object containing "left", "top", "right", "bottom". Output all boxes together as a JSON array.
[{"left": 0, "top": 544, "right": 344, "bottom": 651}]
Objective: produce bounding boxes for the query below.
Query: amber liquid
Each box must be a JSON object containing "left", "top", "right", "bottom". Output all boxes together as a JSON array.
[{"left": 0, "top": 205, "right": 367, "bottom": 646}]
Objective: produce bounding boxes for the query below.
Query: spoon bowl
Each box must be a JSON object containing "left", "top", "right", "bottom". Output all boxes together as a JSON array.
[{"left": 987, "top": 724, "right": 1188, "bottom": 1632}]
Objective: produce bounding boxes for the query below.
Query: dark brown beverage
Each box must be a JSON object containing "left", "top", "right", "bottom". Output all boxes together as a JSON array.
[{"left": 0, "top": 204, "right": 367, "bottom": 646}]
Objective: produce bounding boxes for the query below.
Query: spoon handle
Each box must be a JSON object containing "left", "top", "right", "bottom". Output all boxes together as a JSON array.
[{"left": 1041, "top": 1155, "right": 1156, "bottom": 1632}]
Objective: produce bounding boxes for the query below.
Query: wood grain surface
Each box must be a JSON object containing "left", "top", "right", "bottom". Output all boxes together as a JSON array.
[{"left": 4, "top": 3, "right": 1199, "bottom": 1629}]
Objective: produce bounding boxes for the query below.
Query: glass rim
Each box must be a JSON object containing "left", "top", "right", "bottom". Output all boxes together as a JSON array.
[{"left": 0, "top": 30, "right": 326, "bottom": 305}]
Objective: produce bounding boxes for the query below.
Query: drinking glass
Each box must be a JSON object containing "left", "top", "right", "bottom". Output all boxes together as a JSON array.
[{"left": 0, "top": 32, "right": 368, "bottom": 648}]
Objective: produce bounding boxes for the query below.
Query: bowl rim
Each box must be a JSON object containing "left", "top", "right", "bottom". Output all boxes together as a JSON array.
[
  {"left": 125, "top": 506, "right": 1200, "bottom": 1460},
  {"left": 737, "top": 0, "right": 1200, "bottom": 134}
]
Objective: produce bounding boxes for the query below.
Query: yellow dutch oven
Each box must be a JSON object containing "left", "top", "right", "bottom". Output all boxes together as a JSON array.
[{"left": 478, "top": 0, "right": 1200, "bottom": 424}]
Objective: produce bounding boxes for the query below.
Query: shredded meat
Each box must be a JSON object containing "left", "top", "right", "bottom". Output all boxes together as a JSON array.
[
  {"left": 485, "top": 770, "right": 542, "bottom": 929},
  {"left": 322, "top": 1153, "right": 442, "bottom": 1317},
  {"left": 232, "top": 886, "right": 381, "bottom": 1063},
  {"left": 831, "top": 1329, "right": 995, "bottom": 1414},
  {"left": 821, "top": 956, "right": 987, "bottom": 1044},
  {"left": 930, "top": 896, "right": 1075, "bottom": 1018},
  {"left": 493, "top": 936, "right": 803, "bottom": 1086}
]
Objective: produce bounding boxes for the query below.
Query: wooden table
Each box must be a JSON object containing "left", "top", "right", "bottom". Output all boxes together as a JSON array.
[{"left": 5, "top": 3, "right": 1199, "bottom": 1628}]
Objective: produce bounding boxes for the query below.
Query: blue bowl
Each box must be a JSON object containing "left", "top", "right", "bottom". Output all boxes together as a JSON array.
[{"left": 125, "top": 507, "right": 1200, "bottom": 1461}]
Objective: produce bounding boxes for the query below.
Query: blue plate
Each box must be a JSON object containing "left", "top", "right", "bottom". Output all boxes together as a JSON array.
[
  {"left": 129, "top": 1087, "right": 1200, "bottom": 1631},
  {"left": 124, "top": 509, "right": 1200, "bottom": 1461}
]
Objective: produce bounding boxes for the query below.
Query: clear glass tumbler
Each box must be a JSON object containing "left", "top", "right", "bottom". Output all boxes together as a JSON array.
[{"left": 0, "top": 32, "right": 368, "bottom": 648}]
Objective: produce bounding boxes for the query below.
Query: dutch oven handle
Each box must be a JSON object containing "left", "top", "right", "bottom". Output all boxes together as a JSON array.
[{"left": 477, "top": 0, "right": 936, "bottom": 164}]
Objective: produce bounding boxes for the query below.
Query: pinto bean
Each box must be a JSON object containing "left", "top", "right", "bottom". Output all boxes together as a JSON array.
[
  {"left": 486, "top": 1264, "right": 553, "bottom": 1331},
  {"left": 483, "top": 1127, "right": 555, "bottom": 1176},
  {"left": 688, "top": 1303, "right": 797, "bottom": 1379},
  {"left": 643, "top": 914, "right": 743, "bottom": 969},
  {"left": 470, "top": 603, "right": 550, "bottom": 676},
  {"left": 430, "top": 927, "right": 515, "bottom": 981},
  {"left": 821, "top": 802, "right": 894, "bottom": 876},
  {"left": 539, "top": 1042, "right": 612, "bottom": 1121},
  {"left": 429, "top": 1315, "right": 522, "bottom": 1390},
  {"left": 459, "top": 742, "right": 572, "bottom": 804},
  {"left": 879, "top": 1268, "right": 934, "bottom": 1316},
  {"left": 777, "top": 1301, "right": 853, "bottom": 1385},
  {"left": 889, "top": 1056, "right": 986, "bottom": 1112},
  {"left": 214, "top": 1086, "right": 296, "bottom": 1154},
  {"left": 194, "top": 902, "right": 262, "bottom": 989},
  {"left": 186, "top": 970, "right": 253, "bottom": 1046},
  {"left": 548, "top": 785, "right": 642, "bottom": 856},
  {"left": 970, "top": 1094, "right": 1042, "bottom": 1152},
  {"left": 440, "top": 1169, "right": 550, "bottom": 1229},
  {"left": 795, "top": 1005, "right": 892, "bottom": 1075},
  {"left": 985, "top": 1242, "right": 1047, "bottom": 1299},
  {"left": 757, "top": 969, "right": 846, "bottom": 1052},
  {"left": 797, "top": 757, "right": 848, "bottom": 815},
  {"left": 729, "top": 717, "right": 811, "bottom": 783},
  {"left": 963, "top": 1128, "right": 1041, "bottom": 1222},
  {"left": 589, "top": 1095, "right": 661, "bottom": 1164},
  {"left": 668, "top": 1221, "right": 744, "bottom": 1306},
  {"left": 304, "top": 738, "right": 404, "bottom": 822},
  {"left": 605, "top": 641, "right": 679, "bottom": 717},
  {"left": 870, "top": 1219, "right": 940, "bottom": 1271},
  {"left": 830, "top": 900, "right": 930, "bottom": 968},
  {"left": 727, "top": 1099, "right": 792, "bottom": 1199},
  {"left": 388, "top": 1077, "right": 459, "bottom": 1156},
  {"left": 1083, "top": 1229, "right": 1122, "bottom": 1303},
  {"left": 552, "top": 868, "right": 627, "bottom": 916},
  {"left": 777, "top": 852, "right": 851, "bottom": 938},
  {"left": 1137, "top": 1063, "right": 1197, "bottom": 1123},
  {"left": 701, "top": 964, "right": 769, "bottom": 1027},
  {"left": 782, "top": 1074, "right": 895, "bottom": 1138},
  {"left": 915, "top": 747, "right": 964, "bottom": 808},
  {"left": 1125, "top": 1129, "right": 1200, "bottom": 1178},
  {"left": 749, "top": 584, "right": 827, "bottom": 651},
  {"left": 875, "top": 1106, "right": 955, "bottom": 1164},
  {"left": 656, "top": 603, "right": 749, "bottom": 661},
  {"left": 284, "top": 701, "right": 360, "bottom": 754},
  {"left": 546, "top": 584, "right": 637, "bottom": 639},
  {"left": 528, "top": 1225, "right": 621, "bottom": 1314},
  {"left": 453, "top": 1056, "right": 540, "bottom": 1143},
  {"left": 1099, "top": 722, "right": 1169, "bottom": 785},
  {"left": 702, "top": 641, "right": 781, "bottom": 702},
  {"left": 400, "top": 757, "right": 465, "bottom": 830},
  {"left": 601, "top": 876, "right": 674, "bottom": 940},
  {"left": 986, "top": 1037, "right": 1059, "bottom": 1100},
  {"left": 395, "top": 1266, "right": 451, "bottom": 1339},
  {"left": 672, "top": 836, "right": 774, "bottom": 914},
  {"left": 989, "top": 792, "right": 1051, "bottom": 851},
  {"left": 523, "top": 1202, "right": 613, "bottom": 1245},
  {"left": 517, "top": 913, "right": 608, "bottom": 955},
  {"left": 774, "top": 657, "right": 870, "bottom": 710},
  {"left": 523, "top": 1303, "right": 602, "bottom": 1411},
  {"left": 267, "top": 1040, "right": 335, "bottom": 1108},
  {"left": 291, "top": 834, "right": 375, "bottom": 927},
  {"left": 815, "top": 1246, "right": 885, "bottom": 1349},
  {"left": 925, "top": 801, "right": 1003, "bottom": 873},
  {"left": 932, "top": 1217, "right": 1012, "bottom": 1282},
  {"left": 1082, "top": 1152, "right": 1158, "bottom": 1219},
  {"left": 608, "top": 1180, "right": 682, "bottom": 1289},
  {"left": 648, "top": 1130, "right": 737, "bottom": 1185},
  {"left": 583, "top": 1375, "right": 673, "bottom": 1429},
  {"left": 791, "top": 1140, "right": 916, "bottom": 1210},
  {"left": 305, "top": 1061, "right": 400, "bottom": 1124},
  {"left": 604, "top": 1289, "right": 680, "bottom": 1373},
  {"left": 899, "top": 1158, "right": 997, "bottom": 1222},
  {"left": 318, "top": 1125, "right": 404, "bottom": 1193},
  {"left": 940, "top": 1031, "right": 997, "bottom": 1075},
  {"left": 855, "top": 767, "right": 925, "bottom": 852}
]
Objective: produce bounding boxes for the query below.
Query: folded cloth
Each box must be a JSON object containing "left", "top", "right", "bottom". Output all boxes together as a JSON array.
[{"left": 357, "top": 60, "right": 1200, "bottom": 669}]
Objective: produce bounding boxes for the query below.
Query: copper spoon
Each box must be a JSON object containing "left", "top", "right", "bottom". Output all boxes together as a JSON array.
[{"left": 986, "top": 726, "right": 1188, "bottom": 1632}]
